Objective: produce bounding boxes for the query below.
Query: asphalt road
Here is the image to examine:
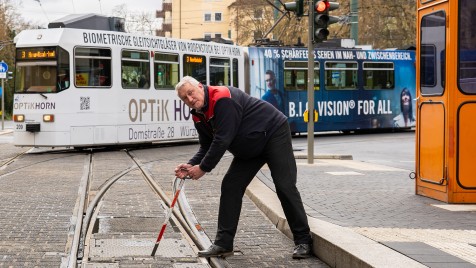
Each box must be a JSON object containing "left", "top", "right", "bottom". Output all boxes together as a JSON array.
[{"left": 292, "top": 130, "right": 415, "bottom": 171}]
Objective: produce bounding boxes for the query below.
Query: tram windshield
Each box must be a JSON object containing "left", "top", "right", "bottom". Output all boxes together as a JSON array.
[
  {"left": 15, "top": 62, "right": 58, "bottom": 93},
  {"left": 14, "top": 46, "right": 70, "bottom": 93}
]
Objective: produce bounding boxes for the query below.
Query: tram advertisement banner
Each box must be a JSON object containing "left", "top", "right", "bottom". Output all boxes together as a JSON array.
[{"left": 247, "top": 47, "right": 416, "bottom": 132}]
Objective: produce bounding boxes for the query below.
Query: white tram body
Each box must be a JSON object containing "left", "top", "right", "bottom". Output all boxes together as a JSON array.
[{"left": 12, "top": 28, "right": 245, "bottom": 147}]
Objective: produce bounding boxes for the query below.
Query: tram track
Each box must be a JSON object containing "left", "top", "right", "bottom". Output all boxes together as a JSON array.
[
  {"left": 0, "top": 142, "right": 326, "bottom": 267},
  {"left": 128, "top": 150, "right": 231, "bottom": 268},
  {"left": 69, "top": 148, "right": 230, "bottom": 268},
  {"left": 0, "top": 147, "right": 31, "bottom": 170},
  {"left": 0, "top": 151, "right": 86, "bottom": 179},
  {"left": 0, "top": 145, "right": 229, "bottom": 267}
]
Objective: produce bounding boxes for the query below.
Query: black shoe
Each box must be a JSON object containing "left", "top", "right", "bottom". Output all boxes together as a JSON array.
[
  {"left": 198, "top": 244, "right": 233, "bottom": 258},
  {"left": 292, "top": 244, "right": 312, "bottom": 259}
]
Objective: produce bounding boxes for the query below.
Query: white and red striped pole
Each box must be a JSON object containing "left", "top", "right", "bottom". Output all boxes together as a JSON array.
[{"left": 151, "top": 176, "right": 189, "bottom": 256}]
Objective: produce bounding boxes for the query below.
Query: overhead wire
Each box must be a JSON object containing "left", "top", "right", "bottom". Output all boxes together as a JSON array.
[{"left": 33, "top": 0, "right": 50, "bottom": 23}]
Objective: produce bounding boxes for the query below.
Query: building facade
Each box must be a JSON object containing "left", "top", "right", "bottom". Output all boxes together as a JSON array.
[{"left": 156, "top": 0, "right": 235, "bottom": 42}]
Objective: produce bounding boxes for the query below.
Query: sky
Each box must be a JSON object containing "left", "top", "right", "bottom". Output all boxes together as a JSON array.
[{"left": 14, "top": 0, "right": 163, "bottom": 28}]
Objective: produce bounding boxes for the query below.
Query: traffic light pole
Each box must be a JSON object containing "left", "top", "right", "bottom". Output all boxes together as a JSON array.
[
  {"left": 1, "top": 78, "right": 4, "bottom": 130},
  {"left": 307, "top": 0, "right": 315, "bottom": 164}
]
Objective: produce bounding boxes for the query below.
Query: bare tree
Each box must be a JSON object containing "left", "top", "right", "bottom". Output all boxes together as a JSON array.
[
  {"left": 0, "top": 0, "right": 35, "bottom": 117},
  {"left": 231, "top": 0, "right": 416, "bottom": 49},
  {"left": 319, "top": 0, "right": 416, "bottom": 48},
  {"left": 357, "top": 0, "right": 416, "bottom": 48},
  {"left": 230, "top": 0, "right": 306, "bottom": 46},
  {"left": 112, "top": 4, "right": 160, "bottom": 36}
]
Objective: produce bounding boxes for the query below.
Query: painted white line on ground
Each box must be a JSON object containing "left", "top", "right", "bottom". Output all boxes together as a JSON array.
[
  {"left": 321, "top": 159, "right": 408, "bottom": 171},
  {"left": 325, "top": 171, "right": 364, "bottom": 176},
  {"left": 432, "top": 204, "right": 476, "bottom": 211}
]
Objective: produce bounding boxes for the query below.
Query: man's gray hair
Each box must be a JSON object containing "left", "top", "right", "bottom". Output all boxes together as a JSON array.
[{"left": 175, "top": 76, "right": 200, "bottom": 92}]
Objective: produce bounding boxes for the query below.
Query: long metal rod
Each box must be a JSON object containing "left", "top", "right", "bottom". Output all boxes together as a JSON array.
[
  {"left": 265, "top": 0, "right": 285, "bottom": 14},
  {"left": 307, "top": 0, "right": 314, "bottom": 164},
  {"left": 67, "top": 155, "right": 91, "bottom": 268},
  {"left": 262, "top": 11, "right": 289, "bottom": 39},
  {"left": 350, "top": 0, "right": 358, "bottom": 44}
]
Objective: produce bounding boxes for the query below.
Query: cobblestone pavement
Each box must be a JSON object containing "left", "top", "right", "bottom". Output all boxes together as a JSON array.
[
  {"left": 134, "top": 146, "right": 328, "bottom": 267},
  {"left": 2, "top": 125, "right": 476, "bottom": 267},
  {"left": 0, "top": 134, "right": 328, "bottom": 267},
  {"left": 258, "top": 157, "right": 476, "bottom": 267},
  {"left": 0, "top": 125, "right": 25, "bottom": 166},
  {"left": 0, "top": 150, "right": 86, "bottom": 267}
]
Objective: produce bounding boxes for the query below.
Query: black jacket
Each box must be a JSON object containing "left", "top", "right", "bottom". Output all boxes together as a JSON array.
[{"left": 188, "top": 86, "right": 287, "bottom": 172}]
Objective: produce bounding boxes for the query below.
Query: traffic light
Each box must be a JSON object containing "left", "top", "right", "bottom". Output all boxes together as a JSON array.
[
  {"left": 7, "top": 71, "right": 13, "bottom": 80},
  {"left": 313, "top": 0, "right": 340, "bottom": 43},
  {"left": 284, "top": 0, "right": 304, "bottom": 17}
]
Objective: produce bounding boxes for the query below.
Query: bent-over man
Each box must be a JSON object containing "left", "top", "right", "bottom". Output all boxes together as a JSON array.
[{"left": 174, "top": 76, "right": 312, "bottom": 259}]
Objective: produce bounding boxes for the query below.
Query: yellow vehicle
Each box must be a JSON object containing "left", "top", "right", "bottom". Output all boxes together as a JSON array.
[{"left": 416, "top": 0, "right": 476, "bottom": 203}]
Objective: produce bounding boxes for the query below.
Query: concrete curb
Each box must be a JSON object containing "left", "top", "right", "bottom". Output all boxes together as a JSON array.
[
  {"left": 294, "top": 154, "right": 353, "bottom": 160},
  {"left": 246, "top": 178, "right": 426, "bottom": 268},
  {"left": 0, "top": 129, "right": 13, "bottom": 135}
]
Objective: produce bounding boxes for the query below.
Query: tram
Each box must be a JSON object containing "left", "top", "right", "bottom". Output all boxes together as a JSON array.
[
  {"left": 12, "top": 27, "right": 245, "bottom": 147},
  {"left": 246, "top": 47, "right": 416, "bottom": 134},
  {"left": 415, "top": 0, "right": 476, "bottom": 203},
  {"left": 12, "top": 21, "right": 416, "bottom": 147}
]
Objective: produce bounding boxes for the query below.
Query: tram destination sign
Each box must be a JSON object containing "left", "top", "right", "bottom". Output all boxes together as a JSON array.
[{"left": 16, "top": 47, "right": 56, "bottom": 60}]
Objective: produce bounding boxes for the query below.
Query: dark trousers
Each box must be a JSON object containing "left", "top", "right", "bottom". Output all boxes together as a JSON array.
[{"left": 214, "top": 123, "right": 312, "bottom": 250}]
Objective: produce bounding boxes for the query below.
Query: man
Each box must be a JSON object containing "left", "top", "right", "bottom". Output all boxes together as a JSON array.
[
  {"left": 261, "top": 70, "right": 284, "bottom": 113},
  {"left": 174, "top": 76, "right": 312, "bottom": 259}
]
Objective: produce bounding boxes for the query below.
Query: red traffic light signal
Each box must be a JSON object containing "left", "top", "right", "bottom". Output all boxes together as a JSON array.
[
  {"left": 313, "top": 0, "right": 340, "bottom": 43},
  {"left": 315, "top": 0, "right": 329, "bottom": 13},
  {"left": 317, "top": 1, "right": 339, "bottom": 13}
]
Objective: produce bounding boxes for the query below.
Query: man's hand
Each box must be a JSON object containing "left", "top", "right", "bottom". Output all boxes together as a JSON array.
[
  {"left": 175, "top": 163, "right": 192, "bottom": 179},
  {"left": 186, "top": 165, "right": 206, "bottom": 180}
]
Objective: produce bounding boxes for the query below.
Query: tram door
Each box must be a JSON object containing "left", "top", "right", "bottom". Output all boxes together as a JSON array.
[
  {"left": 452, "top": 0, "right": 476, "bottom": 202},
  {"left": 416, "top": 4, "right": 448, "bottom": 201},
  {"left": 417, "top": 0, "right": 476, "bottom": 203}
]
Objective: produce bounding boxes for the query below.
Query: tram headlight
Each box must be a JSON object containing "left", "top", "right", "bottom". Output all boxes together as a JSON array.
[
  {"left": 43, "top": 114, "right": 55, "bottom": 122},
  {"left": 13, "top": 114, "right": 25, "bottom": 122}
]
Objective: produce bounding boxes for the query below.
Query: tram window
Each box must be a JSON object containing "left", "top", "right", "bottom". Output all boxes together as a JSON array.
[
  {"left": 57, "top": 47, "right": 70, "bottom": 91},
  {"left": 363, "top": 62, "right": 394, "bottom": 90},
  {"left": 420, "top": 11, "right": 445, "bottom": 95},
  {"left": 154, "top": 52, "right": 179, "bottom": 89},
  {"left": 74, "top": 47, "right": 111, "bottom": 88},
  {"left": 283, "top": 61, "right": 319, "bottom": 91},
  {"left": 420, "top": 45, "right": 436, "bottom": 87},
  {"left": 458, "top": 0, "right": 476, "bottom": 93},
  {"left": 121, "top": 50, "right": 150, "bottom": 89},
  {"left": 233, "top": 59, "right": 239, "bottom": 87},
  {"left": 14, "top": 46, "right": 70, "bottom": 93},
  {"left": 14, "top": 63, "right": 57, "bottom": 93},
  {"left": 210, "top": 57, "right": 230, "bottom": 86},
  {"left": 324, "top": 61, "right": 358, "bottom": 90},
  {"left": 183, "top": 54, "right": 206, "bottom": 84}
]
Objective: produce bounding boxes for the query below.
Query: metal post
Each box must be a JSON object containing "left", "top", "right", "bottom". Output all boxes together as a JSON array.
[
  {"left": 1, "top": 78, "right": 4, "bottom": 130},
  {"left": 350, "top": 0, "right": 358, "bottom": 45},
  {"left": 307, "top": 0, "right": 314, "bottom": 164}
]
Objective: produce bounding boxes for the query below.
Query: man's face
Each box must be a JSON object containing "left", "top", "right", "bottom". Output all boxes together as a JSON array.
[
  {"left": 265, "top": 74, "right": 275, "bottom": 89},
  {"left": 178, "top": 82, "right": 205, "bottom": 110}
]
